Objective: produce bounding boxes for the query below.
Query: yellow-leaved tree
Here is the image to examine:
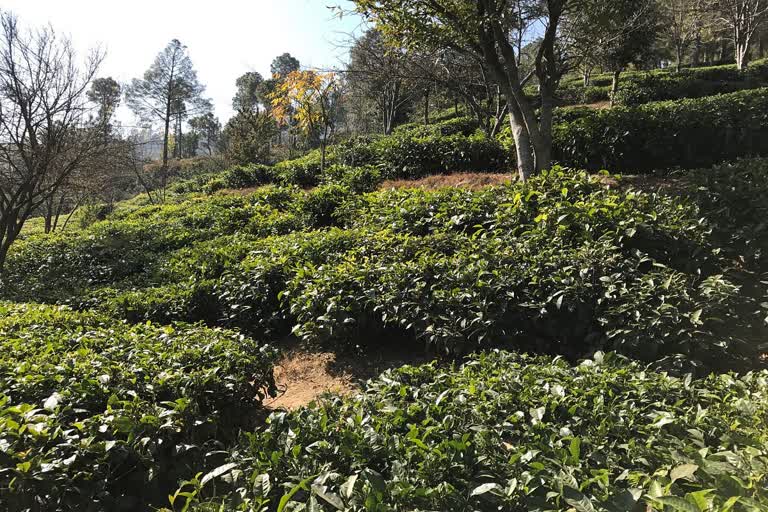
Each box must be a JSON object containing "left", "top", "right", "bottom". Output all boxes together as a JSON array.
[{"left": 270, "top": 70, "right": 341, "bottom": 172}]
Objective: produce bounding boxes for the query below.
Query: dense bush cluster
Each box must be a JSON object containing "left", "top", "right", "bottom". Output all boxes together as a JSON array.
[
  {"left": 555, "top": 60, "right": 768, "bottom": 107},
  {"left": 179, "top": 351, "right": 768, "bottom": 511},
  {"left": 170, "top": 79, "right": 768, "bottom": 197},
  {"left": 0, "top": 303, "right": 277, "bottom": 510},
  {"left": 3, "top": 167, "right": 766, "bottom": 370},
  {"left": 554, "top": 88, "right": 768, "bottom": 172}
]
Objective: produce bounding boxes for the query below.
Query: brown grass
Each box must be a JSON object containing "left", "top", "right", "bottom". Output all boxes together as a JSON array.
[{"left": 380, "top": 172, "right": 515, "bottom": 191}]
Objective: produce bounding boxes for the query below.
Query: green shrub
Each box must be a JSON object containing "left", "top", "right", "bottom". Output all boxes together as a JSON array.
[
  {"left": 179, "top": 351, "right": 768, "bottom": 511},
  {"left": 203, "top": 177, "right": 226, "bottom": 194},
  {"left": 3, "top": 169, "right": 766, "bottom": 369},
  {"left": 321, "top": 165, "right": 383, "bottom": 193},
  {"left": 336, "top": 132, "right": 509, "bottom": 179},
  {"left": 221, "top": 163, "right": 275, "bottom": 189},
  {"left": 394, "top": 116, "right": 481, "bottom": 137},
  {"left": 614, "top": 73, "right": 768, "bottom": 106},
  {"left": 0, "top": 302, "right": 277, "bottom": 510},
  {"left": 294, "top": 184, "right": 352, "bottom": 228},
  {"left": 274, "top": 151, "right": 324, "bottom": 187},
  {"left": 554, "top": 88, "right": 768, "bottom": 172},
  {"left": 556, "top": 85, "right": 611, "bottom": 105}
]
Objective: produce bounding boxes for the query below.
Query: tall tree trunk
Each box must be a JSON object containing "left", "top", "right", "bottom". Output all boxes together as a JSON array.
[
  {"left": 321, "top": 141, "right": 327, "bottom": 173},
  {"left": 719, "top": 38, "right": 728, "bottom": 63},
  {"left": 423, "top": 87, "right": 430, "bottom": 125},
  {"left": 44, "top": 197, "right": 53, "bottom": 234},
  {"left": 610, "top": 70, "right": 622, "bottom": 108},
  {"left": 536, "top": 88, "right": 554, "bottom": 172},
  {"left": 692, "top": 33, "right": 702, "bottom": 67},
  {"left": 162, "top": 102, "right": 171, "bottom": 168},
  {"left": 0, "top": 218, "right": 21, "bottom": 273},
  {"left": 503, "top": 95, "right": 534, "bottom": 182},
  {"left": 736, "top": 40, "right": 751, "bottom": 71}
]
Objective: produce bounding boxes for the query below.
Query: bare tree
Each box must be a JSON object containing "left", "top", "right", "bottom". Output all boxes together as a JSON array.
[
  {"left": 347, "top": 29, "right": 419, "bottom": 135},
  {"left": 716, "top": 0, "right": 768, "bottom": 69},
  {"left": 0, "top": 12, "right": 105, "bottom": 270},
  {"left": 661, "top": 0, "right": 711, "bottom": 71}
]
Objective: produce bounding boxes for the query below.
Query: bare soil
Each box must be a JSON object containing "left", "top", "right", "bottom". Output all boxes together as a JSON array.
[
  {"left": 380, "top": 172, "right": 514, "bottom": 191},
  {"left": 265, "top": 339, "right": 435, "bottom": 411}
]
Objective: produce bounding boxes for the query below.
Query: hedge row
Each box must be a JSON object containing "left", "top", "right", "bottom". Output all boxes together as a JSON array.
[
  {"left": 555, "top": 59, "right": 768, "bottom": 107},
  {"left": 3, "top": 167, "right": 767, "bottom": 370},
  {"left": 559, "top": 59, "right": 768, "bottom": 89},
  {"left": 0, "top": 303, "right": 277, "bottom": 510},
  {"left": 179, "top": 351, "right": 768, "bottom": 511},
  {"left": 553, "top": 88, "right": 768, "bottom": 172},
  {"left": 216, "top": 87, "right": 768, "bottom": 189}
]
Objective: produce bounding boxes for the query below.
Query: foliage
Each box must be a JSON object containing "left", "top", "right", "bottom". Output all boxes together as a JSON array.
[
  {"left": 613, "top": 60, "right": 768, "bottom": 105},
  {"left": 180, "top": 351, "right": 768, "bottom": 511},
  {"left": 221, "top": 109, "right": 277, "bottom": 165},
  {"left": 270, "top": 71, "right": 342, "bottom": 166},
  {"left": 553, "top": 88, "right": 768, "bottom": 171},
  {"left": 0, "top": 302, "right": 277, "bottom": 510},
  {"left": 3, "top": 169, "right": 766, "bottom": 370}
]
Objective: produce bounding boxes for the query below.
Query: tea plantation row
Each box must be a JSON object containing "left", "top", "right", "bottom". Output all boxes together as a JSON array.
[
  {"left": 0, "top": 303, "right": 277, "bottom": 510},
  {"left": 177, "top": 87, "right": 768, "bottom": 196},
  {"left": 554, "top": 58, "right": 768, "bottom": 106},
  {"left": 4, "top": 163, "right": 767, "bottom": 371},
  {"left": 178, "top": 351, "right": 768, "bottom": 511}
]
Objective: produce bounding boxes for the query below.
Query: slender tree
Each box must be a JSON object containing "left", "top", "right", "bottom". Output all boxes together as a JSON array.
[
  {"left": 347, "top": 29, "right": 419, "bottom": 135},
  {"left": 353, "top": 0, "right": 576, "bottom": 181},
  {"left": 565, "top": 0, "right": 660, "bottom": 106},
  {"left": 716, "top": 0, "right": 768, "bottom": 69},
  {"left": 189, "top": 113, "right": 222, "bottom": 155},
  {"left": 270, "top": 53, "right": 301, "bottom": 78},
  {"left": 233, "top": 71, "right": 265, "bottom": 112},
  {"left": 660, "top": 0, "right": 710, "bottom": 71},
  {"left": 87, "top": 77, "right": 122, "bottom": 135},
  {"left": 271, "top": 71, "right": 342, "bottom": 172},
  {"left": 125, "top": 39, "right": 209, "bottom": 200}
]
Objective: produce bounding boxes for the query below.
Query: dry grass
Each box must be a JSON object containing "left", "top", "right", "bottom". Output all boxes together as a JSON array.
[
  {"left": 380, "top": 172, "right": 515, "bottom": 191},
  {"left": 265, "top": 339, "right": 436, "bottom": 411},
  {"left": 265, "top": 349, "right": 358, "bottom": 411}
]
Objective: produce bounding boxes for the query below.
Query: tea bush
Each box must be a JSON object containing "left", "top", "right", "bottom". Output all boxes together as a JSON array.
[
  {"left": 555, "top": 60, "right": 768, "bottom": 107},
  {"left": 178, "top": 351, "right": 768, "bottom": 511},
  {"left": 3, "top": 168, "right": 766, "bottom": 369},
  {"left": 334, "top": 131, "right": 509, "bottom": 179},
  {"left": 0, "top": 302, "right": 277, "bottom": 510},
  {"left": 554, "top": 88, "right": 768, "bottom": 172}
]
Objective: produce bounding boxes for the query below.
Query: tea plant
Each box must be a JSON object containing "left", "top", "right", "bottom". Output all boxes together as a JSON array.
[
  {"left": 178, "top": 351, "right": 768, "bottom": 511},
  {"left": 0, "top": 303, "right": 277, "bottom": 510}
]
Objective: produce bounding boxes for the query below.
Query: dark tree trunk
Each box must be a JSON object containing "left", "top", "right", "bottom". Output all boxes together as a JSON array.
[{"left": 610, "top": 70, "right": 622, "bottom": 107}]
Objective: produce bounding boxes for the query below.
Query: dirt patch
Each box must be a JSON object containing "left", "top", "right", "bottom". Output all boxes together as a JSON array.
[
  {"left": 265, "top": 340, "right": 435, "bottom": 411},
  {"left": 380, "top": 172, "right": 515, "bottom": 191},
  {"left": 572, "top": 100, "right": 612, "bottom": 110},
  {"left": 265, "top": 349, "right": 357, "bottom": 411}
]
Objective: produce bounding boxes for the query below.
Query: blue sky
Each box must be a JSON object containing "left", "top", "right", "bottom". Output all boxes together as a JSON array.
[{"left": 2, "top": 0, "right": 366, "bottom": 123}]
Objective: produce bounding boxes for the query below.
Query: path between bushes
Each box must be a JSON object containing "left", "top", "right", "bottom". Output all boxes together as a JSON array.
[{"left": 265, "top": 339, "right": 434, "bottom": 410}]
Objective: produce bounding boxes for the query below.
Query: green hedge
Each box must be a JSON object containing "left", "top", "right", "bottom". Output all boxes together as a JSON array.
[
  {"left": 555, "top": 60, "right": 768, "bottom": 107},
  {"left": 0, "top": 303, "right": 277, "bottom": 510},
  {"left": 554, "top": 88, "right": 768, "bottom": 172},
  {"left": 179, "top": 351, "right": 768, "bottom": 511},
  {"left": 334, "top": 131, "right": 509, "bottom": 179},
  {"left": 4, "top": 168, "right": 766, "bottom": 369}
]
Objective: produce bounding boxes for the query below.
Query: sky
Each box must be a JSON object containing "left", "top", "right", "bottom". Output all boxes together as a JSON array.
[{"left": 2, "top": 0, "right": 366, "bottom": 125}]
